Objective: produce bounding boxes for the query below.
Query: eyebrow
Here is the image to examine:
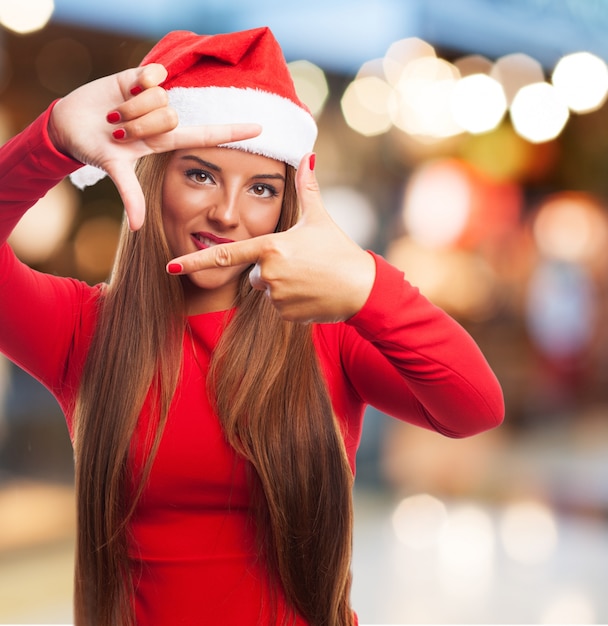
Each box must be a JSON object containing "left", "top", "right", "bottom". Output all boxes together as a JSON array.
[{"left": 179, "top": 154, "right": 286, "bottom": 182}]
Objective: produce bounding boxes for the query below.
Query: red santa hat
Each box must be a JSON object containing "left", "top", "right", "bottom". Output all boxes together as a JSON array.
[{"left": 70, "top": 27, "right": 317, "bottom": 189}]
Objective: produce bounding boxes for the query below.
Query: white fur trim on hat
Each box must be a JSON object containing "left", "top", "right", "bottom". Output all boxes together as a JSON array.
[
  {"left": 69, "top": 163, "right": 108, "bottom": 189},
  {"left": 69, "top": 84, "right": 317, "bottom": 190},
  {"left": 169, "top": 86, "right": 317, "bottom": 169}
]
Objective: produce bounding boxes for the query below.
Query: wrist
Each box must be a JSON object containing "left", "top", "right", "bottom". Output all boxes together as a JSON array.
[{"left": 47, "top": 99, "right": 72, "bottom": 158}]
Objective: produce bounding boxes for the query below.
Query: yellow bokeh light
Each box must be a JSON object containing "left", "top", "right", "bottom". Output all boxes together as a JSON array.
[
  {"left": 341, "top": 76, "right": 394, "bottom": 136},
  {"left": 382, "top": 37, "right": 436, "bottom": 87},
  {"left": 390, "top": 57, "right": 463, "bottom": 139},
  {"left": 288, "top": 60, "right": 329, "bottom": 118},
  {"left": 8, "top": 181, "right": 77, "bottom": 265}
]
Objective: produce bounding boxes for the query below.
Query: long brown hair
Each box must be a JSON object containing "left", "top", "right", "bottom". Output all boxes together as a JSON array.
[{"left": 72, "top": 151, "right": 354, "bottom": 626}]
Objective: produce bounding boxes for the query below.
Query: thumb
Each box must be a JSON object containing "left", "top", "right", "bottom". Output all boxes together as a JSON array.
[
  {"left": 105, "top": 161, "right": 146, "bottom": 231},
  {"left": 295, "top": 152, "right": 325, "bottom": 222}
]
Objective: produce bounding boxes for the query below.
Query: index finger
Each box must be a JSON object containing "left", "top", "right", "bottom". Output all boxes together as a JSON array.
[
  {"left": 163, "top": 123, "right": 262, "bottom": 152},
  {"left": 167, "top": 235, "right": 272, "bottom": 275}
]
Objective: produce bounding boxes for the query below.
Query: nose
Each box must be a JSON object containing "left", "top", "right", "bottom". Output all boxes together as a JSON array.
[{"left": 207, "top": 190, "right": 240, "bottom": 230}]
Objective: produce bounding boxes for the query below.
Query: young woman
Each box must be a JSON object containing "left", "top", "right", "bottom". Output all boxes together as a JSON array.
[{"left": 0, "top": 27, "right": 504, "bottom": 626}]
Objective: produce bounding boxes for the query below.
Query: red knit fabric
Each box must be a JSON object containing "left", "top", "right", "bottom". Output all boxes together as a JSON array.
[{"left": 142, "top": 27, "right": 307, "bottom": 111}]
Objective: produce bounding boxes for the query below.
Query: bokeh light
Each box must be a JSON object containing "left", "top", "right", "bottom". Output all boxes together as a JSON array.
[
  {"left": 341, "top": 75, "right": 394, "bottom": 136},
  {"left": 552, "top": 52, "right": 608, "bottom": 114},
  {"left": 499, "top": 500, "right": 558, "bottom": 564},
  {"left": 389, "top": 57, "right": 463, "bottom": 140},
  {"left": 386, "top": 238, "right": 500, "bottom": 320},
  {"left": 436, "top": 505, "right": 495, "bottom": 597},
  {"left": 0, "top": 0, "right": 54, "bottom": 34},
  {"left": 453, "top": 54, "right": 494, "bottom": 78},
  {"left": 321, "top": 186, "right": 378, "bottom": 248},
  {"left": 402, "top": 159, "right": 471, "bottom": 248},
  {"left": 391, "top": 494, "right": 448, "bottom": 549},
  {"left": 8, "top": 181, "right": 77, "bottom": 265},
  {"left": 288, "top": 60, "right": 329, "bottom": 118},
  {"left": 450, "top": 73, "right": 507, "bottom": 134},
  {"left": 525, "top": 260, "right": 597, "bottom": 360},
  {"left": 531, "top": 193, "right": 608, "bottom": 264},
  {"left": 490, "top": 53, "right": 545, "bottom": 106},
  {"left": 540, "top": 588, "right": 597, "bottom": 624},
  {"left": 382, "top": 37, "right": 436, "bottom": 87},
  {"left": 510, "top": 82, "right": 570, "bottom": 143}
]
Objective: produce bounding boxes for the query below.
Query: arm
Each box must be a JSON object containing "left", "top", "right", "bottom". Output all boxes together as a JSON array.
[
  {"left": 0, "top": 103, "right": 95, "bottom": 393},
  {"left": 170, "top": 153, "right": 504, "bottom": 438},
  {"left": 0, "top": 102, "right": 82, "bottom": 244},
  {"left": 341, "top": 253, "right": 504, "bottom": 438},
  {"left": 0, "top": 65, "right": 261, "bottom": 394}
]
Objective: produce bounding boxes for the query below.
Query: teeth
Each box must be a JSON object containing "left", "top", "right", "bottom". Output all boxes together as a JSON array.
[{"left": 194, "top": 234, "right": 216, "bottom": 247}]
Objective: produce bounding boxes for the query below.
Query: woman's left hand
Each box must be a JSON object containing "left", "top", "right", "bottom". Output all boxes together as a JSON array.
[{"left": 166, "top": 153, "right": 377, "bottom": 323}]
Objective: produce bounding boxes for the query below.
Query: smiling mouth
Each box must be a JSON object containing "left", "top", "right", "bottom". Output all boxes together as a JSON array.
[{"left": 191, "top": 232, "right": 234, "bottom": 249}]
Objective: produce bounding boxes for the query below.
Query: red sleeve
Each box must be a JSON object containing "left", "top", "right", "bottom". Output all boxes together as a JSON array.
[
  {"left": 0, "top": 243, "right": 98, "bottom": 402},
  {"left": 0, "top": 101, "right": 83, "bottom": 244},
  {"left": 0, "top": 103, "right": 95, "bottom": 408},
  {"left": 341, "top": 252, "right": 504, "bottom": 438}
]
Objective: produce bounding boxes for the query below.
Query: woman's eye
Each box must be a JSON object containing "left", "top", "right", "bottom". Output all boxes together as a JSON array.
[
  {"left": 251, "top": 184, "right": 276, "bottom": 198},
  {"left": 185, "top": 169, "right": 212, "bottom": 184}
]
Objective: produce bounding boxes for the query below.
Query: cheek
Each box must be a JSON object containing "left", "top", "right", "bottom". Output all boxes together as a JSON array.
[{"left": 246, "top": 204, "right": 283, "bottom": 236}]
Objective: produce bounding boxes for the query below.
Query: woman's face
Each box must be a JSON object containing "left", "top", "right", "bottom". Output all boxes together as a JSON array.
[{"left": 162, "top": 147, "right": 286, "bottom": 314}]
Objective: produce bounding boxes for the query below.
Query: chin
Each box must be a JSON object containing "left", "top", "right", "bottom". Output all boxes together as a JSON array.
[{"left": 187, "top": 268, "right": 243, "bottom": 294}]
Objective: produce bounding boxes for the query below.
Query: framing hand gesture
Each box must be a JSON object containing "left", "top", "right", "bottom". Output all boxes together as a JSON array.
[
  {"left": 167, "top": 153, "right": 377, "bottom": 323},
  {"left": 48, "top": 63, "right": 261, "bottom": 230}
]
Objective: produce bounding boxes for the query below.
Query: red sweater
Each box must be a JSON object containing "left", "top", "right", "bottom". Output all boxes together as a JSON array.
[{"left": 0, "top": 105, "right": 504, "bottom": 625}]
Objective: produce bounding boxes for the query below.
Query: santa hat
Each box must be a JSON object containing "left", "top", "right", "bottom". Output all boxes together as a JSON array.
[{"left": 70, "top": 27, "right": 317, "bottom": 189}]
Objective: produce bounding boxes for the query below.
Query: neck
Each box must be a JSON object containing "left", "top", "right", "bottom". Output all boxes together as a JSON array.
[{"left": 182, "top": 277, "right": 239, "bottom": 316}]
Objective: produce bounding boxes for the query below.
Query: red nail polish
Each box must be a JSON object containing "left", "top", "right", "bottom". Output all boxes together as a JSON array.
[
  {"left": 106, "top": 111, "right": 121, "bottom": 124},
  {"left": 112, "top": 128, "right": 126, "bottom": 140},
  {"left": 130, "top": 85, "right": 143, "bottom": 96},
  {"left": 309, "top": 153, "right": 316, "bottom": 171},
  {"left": 167, "top": 262, "right": 183, "bottom": 274}
]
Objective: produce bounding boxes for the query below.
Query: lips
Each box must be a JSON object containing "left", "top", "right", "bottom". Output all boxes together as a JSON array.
[{"left": 191, "top": 232, "right": 234, "bottom": 250}]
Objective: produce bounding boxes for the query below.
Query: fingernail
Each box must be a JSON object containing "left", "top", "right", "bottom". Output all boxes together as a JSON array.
[
  {"left": 106, "top": 111, "right": 121, "bottom": 124},
  {"left": 130, "top": 85, "right": 143, "bottom": 96},
  {"left": 112, "top": 128, "right": 126, "bottom": 140},
  {"left": 309, "top": 153, "right": 316, "bottom": 171},
  {"left": 167, "top": 262, "right": 183, "bottom": 275}
]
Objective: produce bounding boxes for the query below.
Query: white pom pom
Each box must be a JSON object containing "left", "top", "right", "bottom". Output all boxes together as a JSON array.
[{"left": 69, "top": 164, "right": 107, "bottom": 189}]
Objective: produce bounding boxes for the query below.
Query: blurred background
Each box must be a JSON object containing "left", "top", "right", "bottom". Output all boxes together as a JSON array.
[{"left": 2, "top": 0, "right": 608, "bottom": 623}]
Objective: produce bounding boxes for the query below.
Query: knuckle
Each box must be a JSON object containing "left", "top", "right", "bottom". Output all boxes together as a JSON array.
[
  {"left": 161, "top": 107, "right": 179, "bottom": 130},
  {"left": 152, "top": 86, "right": 169, "bottom": 105},
  {"left": 144, "top": 86, "right": 169, "bottom": 109},
  {"left": 214, "top": 246, "right": 232, "bottom": 267},
  {"left": 126, "top": 119, "right": 146, "bottom": 139}
]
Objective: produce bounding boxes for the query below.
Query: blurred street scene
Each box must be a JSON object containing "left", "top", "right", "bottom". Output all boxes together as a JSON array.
[{"left": 3, "top": 0, "right": 608, "bottom": 623}]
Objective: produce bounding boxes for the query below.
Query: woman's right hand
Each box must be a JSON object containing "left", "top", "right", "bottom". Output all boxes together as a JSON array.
[{"left": 48, "top": 63, "right": 260, "bottom": 230}]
